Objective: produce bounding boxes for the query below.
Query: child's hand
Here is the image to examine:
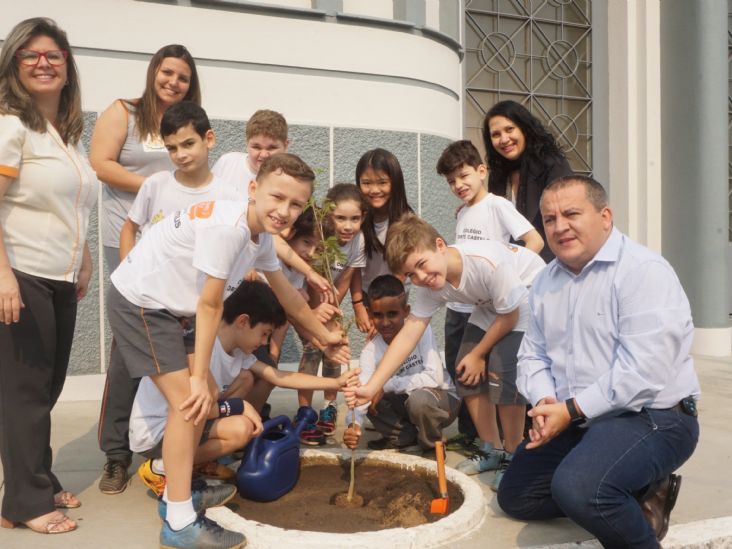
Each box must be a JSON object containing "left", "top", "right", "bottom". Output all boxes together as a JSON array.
[
  {"left": 243, "top": 400, "right": 263, "bottom": 437},
  {"left": 343, "top": 423, "right": 361, "bottom": 449},
  {"left": 456, "top": 351, "right": 486, "bottom": 386},
  {"left": 323, "top": 340, "right": 351, "bottom": 365},
  {"left": 181, "top": 375, "right": 215, "bottom": 425},
  {"left": 345, "top": 383, "right": 375, "bottom": 408},
  {"left": 353, "top": 302, "right": 373, "bottom": 334},
  {"left": 306, "top": 270, "right": 335, "bottom": 304},
  {"left": 313, "top": 302, "right": 340, "bottom": 324},
  {"left": 337, "top": 368, "right": 361, "bottom": 391},
  {"left": 367, "top": 389, "right": 384, "bottom": 416}
]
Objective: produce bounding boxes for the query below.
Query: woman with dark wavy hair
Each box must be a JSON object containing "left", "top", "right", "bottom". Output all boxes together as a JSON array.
[
  {"left": 0, "top": 17, "right": 98, "bottom": 534},
  {"left": 483, "top": 100, "right": 572, "bottom": 261}
]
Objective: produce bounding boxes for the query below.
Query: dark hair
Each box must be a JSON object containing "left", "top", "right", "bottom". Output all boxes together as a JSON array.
[
  {"left": 483, "top": 100, "right": 565, "bottom": 213},
  {"left": 368, "top": 274, "right": 406, "bottom": 304},
  {"left": 257, "top": 153, "right": 315, "bottom": 190},
  {"left": 436, "top": 140, "right": 484, "bottom": 175},
  {"left": 542, "top": 174, "right": 608, "bottom": 211},
  {"left": 355, "top": 148, "right": 413, "bottom": 259},
  {"left": 0, "top": 17, "right": 83, "bottom": 144},
  {"left": 289, "top": 206, "right": 316, "bottom": 240},
  {"left": 160, "top": 101, "right": 211, "bottom": 138},
  {"left": 223, "top": 280, "right": 286, "bottom": 328},
  {"left": 133, "top": 44, "right": 201, "bottom": 141},
  {"left": 324, "top": 183, "right": 366, "bottom": 239}
]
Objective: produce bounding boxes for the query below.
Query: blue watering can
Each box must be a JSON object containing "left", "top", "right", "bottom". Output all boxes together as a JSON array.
[{"left": 236, "top": 406, "right": 318, "bottom": 502}]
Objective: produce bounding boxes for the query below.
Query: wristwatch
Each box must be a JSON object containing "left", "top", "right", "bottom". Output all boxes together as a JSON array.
[{"left": 565, "top": 398, "right": 584, "bottom": 423}]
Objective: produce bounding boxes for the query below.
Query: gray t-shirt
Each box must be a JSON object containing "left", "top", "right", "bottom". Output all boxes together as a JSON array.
[{"left": 101, "top": 101, "right": 173, "bottom": 248}]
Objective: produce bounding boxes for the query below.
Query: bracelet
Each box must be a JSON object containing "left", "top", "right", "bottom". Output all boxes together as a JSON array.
[{"left": 352, "top": 299, "right": 363, "bottom": 305}]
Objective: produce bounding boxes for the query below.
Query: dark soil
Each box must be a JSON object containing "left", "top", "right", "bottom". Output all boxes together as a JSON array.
[{"left": 230, "top": 461, "right": 464, "bottom": 532}]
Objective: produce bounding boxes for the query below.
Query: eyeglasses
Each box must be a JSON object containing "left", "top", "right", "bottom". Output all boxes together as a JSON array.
[{"left": 15, "top": 49, "right": 68, "bottom": 67}]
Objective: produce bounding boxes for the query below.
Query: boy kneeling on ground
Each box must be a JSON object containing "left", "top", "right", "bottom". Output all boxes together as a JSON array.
[
  {"left": 130, "top": 279, "right": 359, "bottom": 496},
  {"left": 343, "top": 275, "right": 458, "bottom": 454}
]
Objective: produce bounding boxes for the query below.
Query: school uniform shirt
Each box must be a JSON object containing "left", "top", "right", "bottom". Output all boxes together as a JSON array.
[
  {"left": 362, "top": 219, "right": 390, "bottom": 292},
  {"left": 330, "top": 232, "right": 366, "bottom": 283},
  {"left": 256, "top": 260, "right": 306, "bottom": 291},
  {"left": 111, "top": 200, "right": 280, "bottom": 316},
  {"left": 128, "top": 172, "right": 241, "bottom": 234},
  {"left": 410, "top": 241, "right": 545, "bottom": 333},
  {"left": 212, "top": 152, "right": 255, "bottom": 197},
  {"left": 128, "top": 337, "right": 256, "bottom": 452},
  {"left": 449, "top": 193, "right": 535, "bottom": 314},
  {"left": 350, "top": 325, "right": 456, "bottom": 425},
  {"left": 0, "top": 115, "right": 98, "bottom": 281}
]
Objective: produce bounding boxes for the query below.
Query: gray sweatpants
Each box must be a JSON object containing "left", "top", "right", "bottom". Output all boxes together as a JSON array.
[{"left": 368, "top": 388, "right": 459, "bottom": 450}]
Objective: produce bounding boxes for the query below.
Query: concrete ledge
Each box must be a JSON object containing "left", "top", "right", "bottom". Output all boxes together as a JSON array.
[
  {"left": 530, "top": 516, "right": 732, "bottom": 548},
  {"left": 692, "top": 326, "right": 732, "bottom": 357}
]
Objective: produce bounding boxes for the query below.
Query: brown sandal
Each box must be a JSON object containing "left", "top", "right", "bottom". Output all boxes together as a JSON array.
[
  {"left": 1, "top": 510, "right": 77, "bottom": 534},
  {"left": 54, "top": 490, "right": 81, "bottom": 509}
]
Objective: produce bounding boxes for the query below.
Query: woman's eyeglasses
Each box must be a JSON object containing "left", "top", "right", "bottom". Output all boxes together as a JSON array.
[{"left": 15, "top": 49, "right": 68, "bottom": 67}]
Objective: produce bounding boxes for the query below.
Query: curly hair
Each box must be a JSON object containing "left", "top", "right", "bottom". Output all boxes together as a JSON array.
[{"left": 483, "top": 100, "right": 565, "bottom": 213}]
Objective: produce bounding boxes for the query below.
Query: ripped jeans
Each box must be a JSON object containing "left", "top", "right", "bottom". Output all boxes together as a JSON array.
[{"left": 497, "top": 407, "right": 699, "bottom": 548}]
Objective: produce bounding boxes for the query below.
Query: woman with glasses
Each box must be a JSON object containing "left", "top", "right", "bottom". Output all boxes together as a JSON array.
[
  {"left": 89, "top": 43, "right": 201, "bottom": 496},
  {"left": 0, "top": 18, "right": 98, "bottom": 534}
]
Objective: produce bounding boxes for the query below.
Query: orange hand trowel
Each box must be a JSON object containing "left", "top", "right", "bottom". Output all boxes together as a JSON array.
[{"left": 430, "top": 440, "right": 449, "bottom": 515}]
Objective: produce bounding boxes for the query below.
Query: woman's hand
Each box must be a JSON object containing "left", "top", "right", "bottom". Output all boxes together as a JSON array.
[
  {"left": 0, "top": 265, "right": 23, "bottom": 324},
  {"left": 76, "top": 242, "right": 93, "bottom": 301}
]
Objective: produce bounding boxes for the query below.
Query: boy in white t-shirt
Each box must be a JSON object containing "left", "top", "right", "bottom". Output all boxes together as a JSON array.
[
  {"left": 342, "top": 275, "right": 458, "bottom": 453},
  {"left": 108, "top": 152, "right": 349, "bottom": 548},
  {"left": 131, "top": 280, "right": 359, "bottom": 496},
  {"left": 118, "top": 103, "right": 240, "bottom": 260},
  {"left": 435, "top": 139, "right": 543, "bottom": 453},
  {"left": 98, "top": 102, "right": 241, "bottom": 498},
  {"left": 213, "top": 108, "right": 333, "bottom": 334},
  {"left": 346, "top": 215, "right": 545, "bottom": 492}
]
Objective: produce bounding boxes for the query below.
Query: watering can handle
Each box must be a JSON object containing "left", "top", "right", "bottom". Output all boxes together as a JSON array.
[{"left": 248, "top": 415, "right": 291, "bottom": 456}]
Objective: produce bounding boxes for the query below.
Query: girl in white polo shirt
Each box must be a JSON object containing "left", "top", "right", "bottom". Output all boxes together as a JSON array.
[{"left": 0, "top": 18, "right": 98, "bottom": 535}]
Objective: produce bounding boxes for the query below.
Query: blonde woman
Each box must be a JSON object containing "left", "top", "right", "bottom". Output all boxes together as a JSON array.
[
  {"left": 0, "top": 17, "right": 98, "bottom": 534},
  {"left": 89, "top": 44, "right": 201, "bottom": 494}
]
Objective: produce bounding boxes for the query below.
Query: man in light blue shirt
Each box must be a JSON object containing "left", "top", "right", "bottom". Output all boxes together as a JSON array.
[{"left": 497, "top": 175, "right": 700, "bottom": 547}]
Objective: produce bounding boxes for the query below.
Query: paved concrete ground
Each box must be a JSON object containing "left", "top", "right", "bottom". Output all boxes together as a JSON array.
[{"left": 0, "top": 354, "right": 730, "bottom": 548}]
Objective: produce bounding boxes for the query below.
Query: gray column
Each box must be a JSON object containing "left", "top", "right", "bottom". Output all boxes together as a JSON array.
[{"left": 660, "top": 0, "right": 729, "bottom": 328}]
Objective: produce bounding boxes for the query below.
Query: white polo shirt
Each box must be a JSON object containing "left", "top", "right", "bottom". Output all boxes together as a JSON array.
[{"left": 0, "top": 115, "right": 98, "bottom": 281}]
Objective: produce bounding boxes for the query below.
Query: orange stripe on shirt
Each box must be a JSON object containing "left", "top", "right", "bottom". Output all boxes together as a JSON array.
[{"left": 0, "top": 165, "right": 19, "bottom": 178}]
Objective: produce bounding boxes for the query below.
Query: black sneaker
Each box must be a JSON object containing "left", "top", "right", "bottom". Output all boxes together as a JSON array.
[{"left": 99, "top": 458, "right": 130, "bottom": 494}]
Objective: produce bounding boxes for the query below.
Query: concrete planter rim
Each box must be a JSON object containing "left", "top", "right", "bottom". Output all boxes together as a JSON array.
[{"left": 208, "top": 448, "right": 488, "bottom": 549}]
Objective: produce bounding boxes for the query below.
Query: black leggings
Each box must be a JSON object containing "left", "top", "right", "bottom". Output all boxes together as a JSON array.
[{"left": 0, "top": 270, "right": 77, "bottom": 521}]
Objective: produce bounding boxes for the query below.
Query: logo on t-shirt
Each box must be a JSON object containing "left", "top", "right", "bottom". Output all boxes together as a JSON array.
[{"left": 395, "top": 352, "right": 424, "bottom": 377}]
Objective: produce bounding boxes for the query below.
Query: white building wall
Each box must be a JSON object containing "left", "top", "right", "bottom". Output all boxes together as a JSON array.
[{"left": 2, "top": 0, "right": 461, "bottom": 138}]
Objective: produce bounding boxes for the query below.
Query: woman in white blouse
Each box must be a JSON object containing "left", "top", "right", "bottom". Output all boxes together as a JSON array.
[{"left": 0, "top": 18, "right": 97, "bottom": 535}]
